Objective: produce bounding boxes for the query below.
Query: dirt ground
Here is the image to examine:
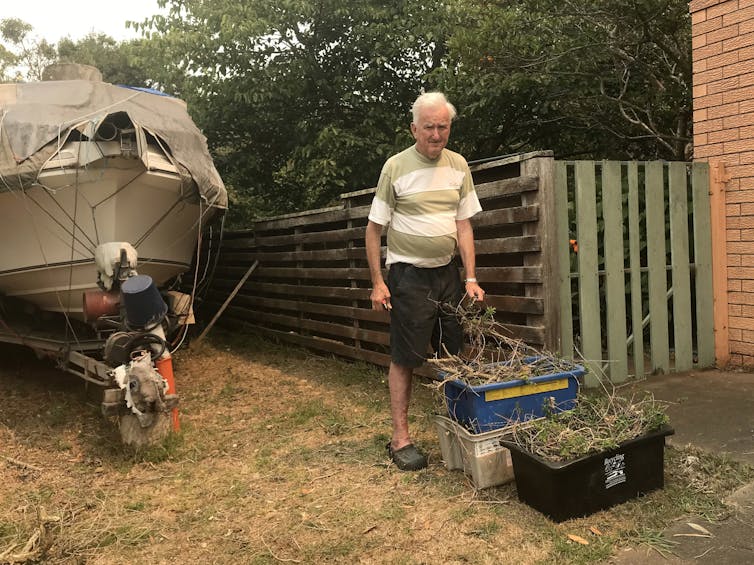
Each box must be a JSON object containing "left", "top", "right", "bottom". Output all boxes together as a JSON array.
[{"left": 0, "top": 334, "right": 751, "bottom": 564}]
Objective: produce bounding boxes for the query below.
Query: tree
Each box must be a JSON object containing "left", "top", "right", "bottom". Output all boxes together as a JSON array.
[
  {"left": 436, "top": 0, "right": 692, "bottom": 161},
  {"left": 134, "top": 0, "right": 454, "bottom": 222},
  {"left": 57, "top": 34, "right": 153, "bottom": 87},
  {"left": 0, "top": 18, "right": 56, "bottom": 81}
]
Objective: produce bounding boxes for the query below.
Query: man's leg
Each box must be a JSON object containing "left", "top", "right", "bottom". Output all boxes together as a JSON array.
[
  {"left": 388, "top": 361, "right": 413, "bottom": 450},
  {"left": 387, "top": 361, "right": 428, "bottom": 470}
]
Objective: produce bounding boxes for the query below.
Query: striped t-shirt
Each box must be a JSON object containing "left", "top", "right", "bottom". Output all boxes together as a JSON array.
[{"left": 368, "top": 145, "right": 482, "bottom": 267}]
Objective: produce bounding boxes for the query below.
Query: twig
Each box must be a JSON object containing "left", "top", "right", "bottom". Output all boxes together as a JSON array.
[
  {"left": 0, "top": 455, "right": 42, "bottom": 472},
  {"left": 261, "top": 536, "right": 302, "bottom": 563}
]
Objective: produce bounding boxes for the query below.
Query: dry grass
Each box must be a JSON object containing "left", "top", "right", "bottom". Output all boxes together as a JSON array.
[
  {"left": 506, "top": 392, "right": 670, "bottom": 462},
  {"left": 0, "top": 335, "right": 752, "bottom": 564}
]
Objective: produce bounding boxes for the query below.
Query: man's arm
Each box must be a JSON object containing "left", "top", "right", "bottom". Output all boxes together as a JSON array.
[
  {"left": 456, "top": 218, "right": 485, "bottom": 301},
  {"left": 366, "top": 220, "right": 391, "bottom": 310}
]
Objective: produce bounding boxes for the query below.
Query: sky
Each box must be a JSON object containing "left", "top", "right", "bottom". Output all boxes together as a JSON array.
[{"left": 3, "top": 0, "right": 166, "bottom": 43}]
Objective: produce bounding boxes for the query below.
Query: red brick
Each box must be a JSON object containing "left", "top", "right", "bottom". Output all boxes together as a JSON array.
[
  {"left": 694, "top": 142, "right": 726, "bottom": 158},
  {"left": 731, "top": 279, "right": 744, "bottom": 291},
  {"left": 708, "top": 100, "right": 740, "bottom": 119},
  {"left": 731, "top": 304, "right": 744, "bottom": 316},
  {"left": 723, "top": 138, "right": 754, "bottom": 152},
  {"left": 694, "top": 58, "right": 709, "bottom": 73},
  {"left": 729, "top": 339, "right": 754, "bottom": 354},
  {"left": 697, "top": 67, "right": 725, "bottom": 86},
  {"left": 729, "top": 291, "right": 754, "bottom": 304},
  {"left": 724, "top": 30, "right": 754, "bottom": 52},
  {"left": 697, "top": 118, "right": 724, "bottom": 133},
  {"left": 722, "top": 59, "right": 754, "bottom": 78},
  {"left": 724, "top": 5, "right": 754, "bottom": 26},
  {"left": 723, "top": 111, "right": 754, "bottom": 127},
  {"left": 725, "top": 241, "right": 754, "bottom": 253},
  {"left": 691, "top": 6, "right": 708, "bottom": 20},
  {"left": 727, "top": 203, "right": 742, "bottom": 215},
  {"left": 711, "top": 24, "right": 741, "bottom": 44},
  {"left": 697, "top": 42, "right": 725, "bottom": 61},
  {"left": 694, "top": 83, "right": 709, "bottom": 98},
  {"left": 742, "top": 304, "right": 754, "bottom": 317},
  {"left": 729, "top": 254, "right": 743, "bottom": 266},
  {"left": 709, "top": 128, "right": 739, "bottom": 142},
  {"left": 729, "top": 315, "right": 754, "bottom": 329},
  {"left": 708, "top": 75, "right": 739, "bottom": 94},
  {"left": 740, "top": 279, "right": 754, "bottom": 291},
  {"left": 694, "top": 16, "right": 724, "bottom": 37},
  {"left": 706, "top": 51, "right": 739, "bottom": 69},
  {"left": 740, "top": 228, "right": 754, "bottom": 239},
  {"left": 738, "top": 124, "right": 754, "bottom": 138},
  {"left": 736, "top": 44, "right": 754, "bottom": 62},
  {"left": 725, "top": 163, "right": 754, "bottom": 177},
  {"left": 742, "top": 202, "right": 754, "bottom": 214},
  {"left": 723, "top": 84, "right": 754, "bottom": 104},
  {"left": 693, "top": 34, "right": 708, "bottom": 51},
  {"left": 696, "top": 132, "right": 710, "bottom": 146},
  {"left": 690, "top": 0, "right": 718, "bottom": 13},
  {"left": 742, "top": 256, "right": 754, "bottom": 267},
  {"left": 739, "top": 97, "right": 754, "bottom": 113},
  {"left": 711, "top": 0, "right": 740, "bottom": 19},
  {"left": 728, "top": 217, "right": 754, "bottom": 230},
  {"left": 726, "top": 189, "right": 754, "bottom": 203},
  {"left": 740, "top": 14, "right": 754, "bottom": 34}
]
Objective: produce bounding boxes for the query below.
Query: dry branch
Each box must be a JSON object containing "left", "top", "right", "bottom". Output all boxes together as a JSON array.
[
  {"left": 426, "top": 301, "right": 575, "bottom": 387},
  {"left": 0, "top": 455, "right": 42, "bottom": 473}
]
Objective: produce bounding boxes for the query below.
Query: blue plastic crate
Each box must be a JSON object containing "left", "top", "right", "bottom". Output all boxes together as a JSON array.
[{"left": 443, "top": 358, "right": 585, "bottom": 433}]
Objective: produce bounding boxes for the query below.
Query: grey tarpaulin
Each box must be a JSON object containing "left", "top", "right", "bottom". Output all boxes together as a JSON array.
[{"left": 0, "top": 79, "right": 227, "bottom": 209}]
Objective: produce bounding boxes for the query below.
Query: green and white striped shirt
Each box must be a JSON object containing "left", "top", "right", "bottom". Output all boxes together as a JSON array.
[{"left": 368, "top": 145, "right": 482, "bottom": 267}]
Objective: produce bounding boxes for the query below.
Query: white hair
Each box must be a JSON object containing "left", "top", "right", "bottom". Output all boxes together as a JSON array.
[{"left": 411, "top": 92, "right": 457, "bottom": 124}]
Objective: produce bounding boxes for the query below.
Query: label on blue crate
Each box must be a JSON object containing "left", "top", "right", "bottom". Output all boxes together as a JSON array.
[
  {"left": 604, "top": 453, "right": 627, "bottom": 489},
  {"left": 483, "top": 378, "right": 569, "bottom": 403}
]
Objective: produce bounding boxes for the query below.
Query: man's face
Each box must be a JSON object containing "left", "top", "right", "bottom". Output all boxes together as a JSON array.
[{"left": 411, "top": 104, "right": 451, "bottom": 160}]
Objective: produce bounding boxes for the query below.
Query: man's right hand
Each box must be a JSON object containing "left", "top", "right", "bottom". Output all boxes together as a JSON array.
[{"left": 370, "top": 281, "right": 392, "bottom": 311}]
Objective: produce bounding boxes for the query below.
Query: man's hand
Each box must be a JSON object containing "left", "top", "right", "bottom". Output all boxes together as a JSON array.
[
  {"left": 370, "top": 281, "right": 392, "bottom": 311},
  {"left": 465, "top": 281, "right": 485, "bottom": 302}
]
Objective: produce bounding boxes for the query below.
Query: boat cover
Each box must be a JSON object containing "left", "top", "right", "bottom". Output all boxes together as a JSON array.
[{"left": 0, "top": 80, "right": 227, "bottom": 208}]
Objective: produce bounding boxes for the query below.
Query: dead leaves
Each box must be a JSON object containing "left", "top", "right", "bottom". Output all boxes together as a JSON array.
[
  {"left": 566, "top": 525, "right": 604, "bottom": 545},
  {"left": 673, "top": 522, "right": 713, "bottom": 538}
]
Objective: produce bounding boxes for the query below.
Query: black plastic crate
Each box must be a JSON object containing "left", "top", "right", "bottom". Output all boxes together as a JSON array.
[{"left": 501, "top": 426, "right": 674, "bottom": 522}]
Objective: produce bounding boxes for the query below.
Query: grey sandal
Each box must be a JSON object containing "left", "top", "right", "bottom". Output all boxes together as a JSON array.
[{"left": 387, "top": 442, "right": 427, "bottom": 471}]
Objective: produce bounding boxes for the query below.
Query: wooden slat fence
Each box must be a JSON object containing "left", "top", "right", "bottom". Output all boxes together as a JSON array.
[
  {"left": 555, "top": 161, "right": 715, "bottom": 385},
  {"left": 201, "top": 151, "right": 560, "bottom": 379}
]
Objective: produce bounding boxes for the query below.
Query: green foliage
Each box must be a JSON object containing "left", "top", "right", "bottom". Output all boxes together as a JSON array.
[
  {"left": 0, "top": 18, "right": 56, "bottom": 81},
  {"left": 436, "top": 0, "right": 692, "bottom": 162},
  {"left": 132, "top": 0, "right": 453, "bottom": 221},
  {"left": 3, "top": 0, "right": 694, "bottom": 223},
  {"left": 57, "top": 34, "right": 153, "bottom": 86}
]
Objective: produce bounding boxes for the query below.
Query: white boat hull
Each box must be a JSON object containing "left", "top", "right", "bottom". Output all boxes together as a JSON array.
[{"left": 0, "top": 153, "right": 204, "bottom": 318}]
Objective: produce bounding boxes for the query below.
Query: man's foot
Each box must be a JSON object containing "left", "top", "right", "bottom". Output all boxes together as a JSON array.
[{"left": 387, "top": 442, "right": 427, "bottom": 471}]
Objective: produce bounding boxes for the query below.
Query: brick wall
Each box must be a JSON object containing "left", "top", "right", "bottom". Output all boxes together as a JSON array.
[{"left": 691, "top": 0, "right": 754, "bottom": 366}]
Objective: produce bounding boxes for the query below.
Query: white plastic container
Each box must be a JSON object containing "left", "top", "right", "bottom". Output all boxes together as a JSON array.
[{"left": 434, "top": 414, "right": 515, "bottom": 489}]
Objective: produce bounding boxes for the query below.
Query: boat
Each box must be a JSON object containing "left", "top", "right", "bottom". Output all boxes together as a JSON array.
[
  {"left": 0, "top": 65, "right": 228, "bottom": 445},
  {"left": 0, "top": 65, "right": 227, "bottom": 319}
]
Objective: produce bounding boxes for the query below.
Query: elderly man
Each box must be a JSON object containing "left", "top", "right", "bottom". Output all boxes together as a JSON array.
[{"left": 365, "top": 92, "right": 485, "bottom": 471}]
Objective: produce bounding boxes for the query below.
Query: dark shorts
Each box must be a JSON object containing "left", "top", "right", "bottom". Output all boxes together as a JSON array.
[{"left": 386, "top": 261, "right": 464, "bottom": 368}]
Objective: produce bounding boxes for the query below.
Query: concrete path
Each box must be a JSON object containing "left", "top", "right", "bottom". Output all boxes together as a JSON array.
[{"left": 608, "top": 369, "right": 754, "bottom": 564}]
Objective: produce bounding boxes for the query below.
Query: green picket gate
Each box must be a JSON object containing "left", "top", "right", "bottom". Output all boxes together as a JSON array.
[{"left": 554, "top": 160, "right": 715, "bottom": 385}]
